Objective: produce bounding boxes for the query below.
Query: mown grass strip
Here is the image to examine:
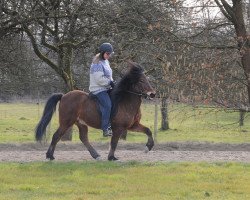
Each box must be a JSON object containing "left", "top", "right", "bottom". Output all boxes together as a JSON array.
[{"left": 0, "top": 162, "right": 249, "bottom": 200}]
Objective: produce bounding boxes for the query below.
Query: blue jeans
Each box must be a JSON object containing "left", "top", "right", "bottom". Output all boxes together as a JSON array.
[{"left": 95, "top": 91, "right": 112, "bottom": 130}]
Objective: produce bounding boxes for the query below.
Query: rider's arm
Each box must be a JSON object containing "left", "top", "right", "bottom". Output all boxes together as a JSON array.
[{"left": 90, "top": 63, "right": 112, "bottom": 87}]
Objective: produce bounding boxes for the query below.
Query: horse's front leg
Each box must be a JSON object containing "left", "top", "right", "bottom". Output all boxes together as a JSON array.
[
  {"left": 76, "top": 122, "right": 100, "bottom": 160},
  {"left": 128, "top": 123, "right": 154, "bottom": 152},
  {"left": 108, "top": 128, "right": 125, "bottom": 161}
]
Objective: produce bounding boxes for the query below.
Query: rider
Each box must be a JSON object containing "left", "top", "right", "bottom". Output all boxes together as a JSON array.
[{"left": 89, "top": 42, "right": 115, "bottom": 137}]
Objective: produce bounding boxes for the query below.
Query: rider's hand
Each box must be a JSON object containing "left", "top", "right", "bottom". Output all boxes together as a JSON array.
[{"left": 110, "top": 81, "right": 116, "bottom": 88}]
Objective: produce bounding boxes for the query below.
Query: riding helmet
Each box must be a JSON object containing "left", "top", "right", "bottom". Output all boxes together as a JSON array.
[{"left": 99, "top": 43, "right": 114, "bottom": 54}]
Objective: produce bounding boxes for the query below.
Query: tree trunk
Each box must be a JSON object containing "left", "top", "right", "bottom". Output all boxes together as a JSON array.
[
  {"left": 239, "top": 110, "right": 245, "bottom": 126},
  {"left": 242, "top": 51, "right": 250, "bottom": 103},
  {"left": 59, "top": 46, "right": 74, "bottom": 141},
  {"left": 161, "top": 97, "right": 169, "bottom": 130},
  {"left": 215, "top": 1, "right": 250, "bottom": 103},
  {"left": 59, "top": 46, "right": 75, "bottom": 91},
  {"left": 232, "top": 1, "right": 250, "bottom": 104},
  {"left": 231, "top": 1, "right": 250, "bottom": 126}
]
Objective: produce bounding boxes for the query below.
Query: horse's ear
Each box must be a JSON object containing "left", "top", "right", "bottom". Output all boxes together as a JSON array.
[
  {"left": 118, "top": 61, "right": 133, "bottom": 77},
  {"left": 126, "top": 60, "right": 135, "bottom": 69},
  {"left": 126, "top": 60, "right": 143, "bottom": 73}
]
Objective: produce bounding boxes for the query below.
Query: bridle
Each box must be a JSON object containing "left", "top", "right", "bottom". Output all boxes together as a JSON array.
[{"left": 126, "top": 90, "right": 154, "bottom": 99}]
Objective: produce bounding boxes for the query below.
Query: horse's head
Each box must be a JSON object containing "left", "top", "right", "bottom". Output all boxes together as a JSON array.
[{"left": 119, "top": 61, "right": 156, "bottom": 99}]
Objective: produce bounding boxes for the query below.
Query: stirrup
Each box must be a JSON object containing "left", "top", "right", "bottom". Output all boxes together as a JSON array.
[{"left": 103, "top": 127, "right": 113, "bottom": 137}]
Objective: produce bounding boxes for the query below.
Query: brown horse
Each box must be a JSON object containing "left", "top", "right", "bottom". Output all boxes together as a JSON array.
[{"left": 35, "top": 62, "right": 156, "bottom": 160}]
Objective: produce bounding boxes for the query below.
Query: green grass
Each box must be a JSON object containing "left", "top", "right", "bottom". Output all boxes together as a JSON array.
[
  {"left": 1, "top": 104, "right": 250, "bottom": 200},
  {"left": 0, "top": 103, "right": 250, "bottom": 143},
  {"left": 0, "top": 162, "right": 249, "bottom": 200}
]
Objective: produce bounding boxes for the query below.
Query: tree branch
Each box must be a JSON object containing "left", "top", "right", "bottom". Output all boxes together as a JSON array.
[
  {"left": 22, "top": 23, "right": 60, "bottom": 75},
  {"left": 220, "top": 0, "right": 236, "bottom": 23},
  {"left": 214, "top": 0, "right": 233, "bottom": 22},
  {"left": 39, "top": 19, "right": 58, "bottom": 53}
]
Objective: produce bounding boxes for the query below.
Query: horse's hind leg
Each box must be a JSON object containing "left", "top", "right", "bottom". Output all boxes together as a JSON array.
[
  {"left": 76, "top": 122, "right": 100, "bottom": 159},
  {"left": 46, "top": 127, "right": 65, "bottom": 160}
]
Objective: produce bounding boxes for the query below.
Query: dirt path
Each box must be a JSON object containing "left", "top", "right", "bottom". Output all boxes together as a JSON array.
[{"left": 0, "top": 142, "right": 250, "bottom": 163}]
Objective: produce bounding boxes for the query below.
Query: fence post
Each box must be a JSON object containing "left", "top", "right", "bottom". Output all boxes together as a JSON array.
[{"left": 154, "top": 99, "right": 158, "bottom": 143}]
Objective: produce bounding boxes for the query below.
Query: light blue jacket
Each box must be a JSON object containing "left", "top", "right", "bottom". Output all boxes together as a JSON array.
[{"left": 89, "top": 58, "right": 113, "bottom": 94}]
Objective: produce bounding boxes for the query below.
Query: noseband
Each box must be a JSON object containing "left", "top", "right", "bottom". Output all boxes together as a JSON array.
[{"left": 126, "top": 90, "right": 151, "bottom": 99}]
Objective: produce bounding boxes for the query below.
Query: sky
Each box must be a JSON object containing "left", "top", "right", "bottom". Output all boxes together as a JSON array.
[{"left": 183, "top": 0, "right": 222, "bottom": 19}]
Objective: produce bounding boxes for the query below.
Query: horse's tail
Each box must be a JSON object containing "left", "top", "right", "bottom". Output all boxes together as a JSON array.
[{"left": 35, "top": 93, "right": 63, "bottom": 141}]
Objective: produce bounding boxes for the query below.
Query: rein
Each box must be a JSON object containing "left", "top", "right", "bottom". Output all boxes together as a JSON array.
[{"left": 126, "top": 90, "right": 148, "bottom": 99}]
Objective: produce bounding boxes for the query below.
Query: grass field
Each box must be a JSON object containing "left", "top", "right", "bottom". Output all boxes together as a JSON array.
[
  {"left": 0, "top": 161, "right": 249, "bottom": 200},
  {"left": 0, "top": 102, "right": 250, "bottom": 143},
  {"left": 1, "top": 103, "right": 250, "bottom": 200}
]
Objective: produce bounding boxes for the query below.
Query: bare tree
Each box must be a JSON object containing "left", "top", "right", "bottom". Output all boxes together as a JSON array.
[
  {"left": 1, "top": 0, "right": 113, "bottom": 91},
  {"left": 210, "top": 1, "right": 250, "bottom": 105}
]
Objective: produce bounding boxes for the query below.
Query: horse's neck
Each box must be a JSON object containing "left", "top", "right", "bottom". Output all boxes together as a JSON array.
[
  {"left": 112, "top": 93, "right": 142, "bottom": 117},
  {"left": 123, "top": 96, "right": 142, "bottom": 111}
]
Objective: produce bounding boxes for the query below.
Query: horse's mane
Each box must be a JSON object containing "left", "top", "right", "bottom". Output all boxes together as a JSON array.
[{"left": 111, "top": 62, "right": 144, "bottom": 105}]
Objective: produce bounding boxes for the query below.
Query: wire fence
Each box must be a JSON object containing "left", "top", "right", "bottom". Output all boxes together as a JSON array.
[
  {"left": 0, "top": 100, "right": 248, "bottom": 127},
  {"left": 0, "top": 101, "right": 249, "bottom": 144}
]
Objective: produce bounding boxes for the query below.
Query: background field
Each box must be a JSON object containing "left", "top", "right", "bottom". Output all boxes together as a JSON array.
[{"left": 0, "top": 102, "right": 250, "bottom": 144}]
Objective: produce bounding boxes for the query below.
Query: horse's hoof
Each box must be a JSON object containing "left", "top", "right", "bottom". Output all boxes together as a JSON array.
[
  {"left": 46, "top": 154, "right": 55, "bottom": 160},
  {"left": 95, "top": 156, "right": 102, "bottom": 161},
  {"left": 146, "top": 142, "right": 154, "bottom": 151},
  {"left": 144, "top": 146, "right": 149, "bottom": 153},
  {"left": 108, "top": 156, "right": 119, "bottom": 161}
]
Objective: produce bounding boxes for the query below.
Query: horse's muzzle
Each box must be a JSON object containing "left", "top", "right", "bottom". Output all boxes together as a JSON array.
[{"left": 147, "top": 92, "right": 156, "bottom": 99}]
